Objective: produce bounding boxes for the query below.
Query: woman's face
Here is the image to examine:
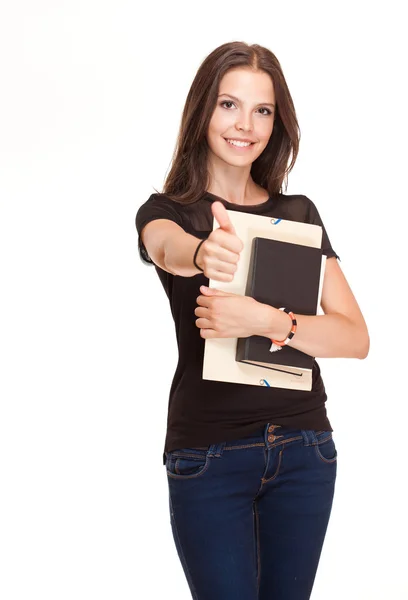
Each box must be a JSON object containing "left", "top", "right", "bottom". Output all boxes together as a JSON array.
[{"left": 206, "top": 67, "right": 276, "bottom": 167}]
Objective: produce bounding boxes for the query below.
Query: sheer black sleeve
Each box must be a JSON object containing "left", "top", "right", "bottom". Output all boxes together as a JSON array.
[
  {"left": 305, "top": 196, "right": 340, "bottom": 261},
  {"left": 135, "top": 193, "right": 183, "bottom": 265}
]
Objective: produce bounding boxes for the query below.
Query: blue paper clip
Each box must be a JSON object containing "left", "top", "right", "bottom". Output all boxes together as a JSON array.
[
  {"left": 260, "top": 378, "right": 271, "bottom": 387},
  {"left": 270, "top": 218, "right": 281, "bottom": 225}
]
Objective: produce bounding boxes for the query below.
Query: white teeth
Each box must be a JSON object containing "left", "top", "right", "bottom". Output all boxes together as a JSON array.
[{"left": 226, "top": 139, "right": 252, "bottom": 147}]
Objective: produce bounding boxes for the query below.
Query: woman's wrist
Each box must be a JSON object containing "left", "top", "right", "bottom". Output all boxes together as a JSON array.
[
  {"left": 258, "top": 302, "right": 293, "bottom": 339},
  {"left": 193, "top": 238, "right": 206, "bottom": 272}
]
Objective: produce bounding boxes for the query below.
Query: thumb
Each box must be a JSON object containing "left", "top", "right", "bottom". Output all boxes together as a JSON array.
[
  {"left": 211, "top": 201, "right": 236, "bottom": 235},
  {"left": 200, "top": 286, "right": 236, "bottom": 297}
]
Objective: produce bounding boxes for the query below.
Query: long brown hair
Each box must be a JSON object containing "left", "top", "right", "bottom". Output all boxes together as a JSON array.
[{"left": 154, "top": 41, "right": 300, "bottom": 205}]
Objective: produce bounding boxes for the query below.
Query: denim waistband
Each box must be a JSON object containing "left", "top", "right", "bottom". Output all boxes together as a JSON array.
[
  {"left": 164, "top": 424, "right": 331, "bottom": 464},
  {"left": 206, "top": 423, "right": 327, "bottom": 457}
]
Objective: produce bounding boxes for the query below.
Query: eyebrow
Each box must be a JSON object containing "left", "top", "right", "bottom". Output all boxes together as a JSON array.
[{"left": 218, "top": 93, "right": 275, "bottom": 109}]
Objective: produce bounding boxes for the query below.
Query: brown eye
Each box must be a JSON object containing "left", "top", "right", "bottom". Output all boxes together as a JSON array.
[{"left": 220, "top": 101, "right": 272, "bottom": 116}]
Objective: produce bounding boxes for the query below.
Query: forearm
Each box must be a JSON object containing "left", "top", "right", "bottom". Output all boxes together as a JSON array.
[
  {"left": 164, "top": 232, "right": 203, "bottom": 277},
  {"left": 258, "top": 303, "right": 370, "bottom": 359}
]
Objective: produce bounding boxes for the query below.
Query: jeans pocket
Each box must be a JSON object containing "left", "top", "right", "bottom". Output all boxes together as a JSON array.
[
  {"left": 166, "top": 447, "right": 210, "bottom": 480},
  {"left": 314, "top": 431, "right": 337, "bottom": 464}
]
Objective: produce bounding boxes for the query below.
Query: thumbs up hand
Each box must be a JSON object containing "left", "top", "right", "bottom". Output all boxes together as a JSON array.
[
  {"left": 194, "top": 201, "right": 244, "bottom": 282},
  {"left": 211, "top": 200, "right": 236, "bottom": 235}
]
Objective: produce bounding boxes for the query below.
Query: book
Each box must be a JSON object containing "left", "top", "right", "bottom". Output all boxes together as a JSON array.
[
  {"left": 235, "top": 236, "right": 325, "bottom": 376},
  {"left": 202, "top": 208, "right": 324, "bottom": 391}
]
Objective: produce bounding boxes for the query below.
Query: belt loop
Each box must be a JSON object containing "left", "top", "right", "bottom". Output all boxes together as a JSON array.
[
  {"left": 309, "top": 430, "right": 318, "bottom": 445},
  {"left": 301, "top": 430, "right": 312, "bottom": 446},
  {"left": 264, "top": 422, "right": 271, "bottom": 446},
  {"left": 207, "top": 441, "right": 226, "bottom": 458}
]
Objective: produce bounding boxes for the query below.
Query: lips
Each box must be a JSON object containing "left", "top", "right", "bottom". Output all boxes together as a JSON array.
[
  {"left": 224, "top": 138, "right": 255, "bottom": 144},
  {"left": 224, "top": 138, "right": 255, "bottom": 150}
]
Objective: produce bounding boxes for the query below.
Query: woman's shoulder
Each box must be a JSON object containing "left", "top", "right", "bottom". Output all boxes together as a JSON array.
[
  {"left": 136, "top": 192, "right": 192, "bottom": 217},
  {"left": 141, "top": 191, "right": 207, "bottom": 211},
  {"left": 135, "top": 192, "right": 186, "bottom": 232},
  {"left": 136, "top": 191, "right": 210, "bottom": 234},
  {"left": 141, "top": 191, "right": 181, "bottom": 207}
]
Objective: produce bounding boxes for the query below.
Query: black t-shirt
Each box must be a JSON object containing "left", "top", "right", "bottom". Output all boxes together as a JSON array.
[{"left": 135, "top": 191, "right": 340, "bottom": 464}]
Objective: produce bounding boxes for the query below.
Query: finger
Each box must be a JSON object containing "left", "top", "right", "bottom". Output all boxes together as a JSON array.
[
  {"left": 200, "top": 328, "right": 221, "bottom": 339},
  {"left": 204, "top": 238, "right": 241, "bottom": 263},
  {"left": 202, "top": 255, "right": 239, "bottom": 278},
  {"left": 196, "top": 295, "right": 212, "bottom": 307},
  {"left": 208, "top": 228, "right": 244, "bottom": 255},
  {"left": 209, "top": 271, "right": 235, "bottom": 283},
  {"left": 211, "top": 201, "right": 236, "bottom": 235},
  {"left": 200, "top": 286, "right": 235, "bottom": 297},
  {"left": 195, "top": 318, "right": 212, "bottom": 329},
  {"left": 199, "top": 286, "right": 219, "bottom": 296}
]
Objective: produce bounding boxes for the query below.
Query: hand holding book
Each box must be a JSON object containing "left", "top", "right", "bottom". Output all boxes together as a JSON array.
[{"left": 195, "top": 285, "right": 287, "bottom": 340}]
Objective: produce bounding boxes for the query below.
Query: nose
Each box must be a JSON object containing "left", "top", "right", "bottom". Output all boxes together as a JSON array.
[{"left": 235, "top": 112, "right": 253, "bottom": 132}]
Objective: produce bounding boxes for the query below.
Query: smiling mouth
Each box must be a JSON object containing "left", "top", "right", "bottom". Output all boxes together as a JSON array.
[{"left": 224, "top": 138, "right": 256, "bottom": 149}]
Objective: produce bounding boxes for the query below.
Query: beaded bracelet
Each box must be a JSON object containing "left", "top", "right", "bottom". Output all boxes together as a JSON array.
[
  {"left": 193, "top": 238, "right": 206, "bottom": 272},
  {"left": 269, "top": 307, "right": 297, "bottom": 353}
]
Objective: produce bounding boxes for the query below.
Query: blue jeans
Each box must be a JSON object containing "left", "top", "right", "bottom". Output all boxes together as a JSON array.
[{"left": 164, "top": 423, "right": 337, "bottom": 600}]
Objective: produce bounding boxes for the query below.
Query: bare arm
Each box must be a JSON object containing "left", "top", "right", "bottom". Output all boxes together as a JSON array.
[
  {"left": 141, "top": 219, "right": 203, "bottom": 276},
  {"left": 141, "top": 202, "right": 243, "bottom": 280},
  {"left": 257, "top": 257, "right": 370, "bottom": 359}
]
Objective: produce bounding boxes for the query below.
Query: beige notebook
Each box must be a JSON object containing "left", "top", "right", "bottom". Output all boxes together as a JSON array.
[{"left": 202, "top": 210, "right": 326, "bottom": 391}]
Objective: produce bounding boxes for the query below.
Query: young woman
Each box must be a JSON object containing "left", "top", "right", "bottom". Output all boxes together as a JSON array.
[{"left": 135, "top": 41, "right": 369, "bottom": 600}]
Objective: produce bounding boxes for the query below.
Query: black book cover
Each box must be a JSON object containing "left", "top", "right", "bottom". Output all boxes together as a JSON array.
[{"left": 235, "top": 237, "right": 323, "bottom": 374}]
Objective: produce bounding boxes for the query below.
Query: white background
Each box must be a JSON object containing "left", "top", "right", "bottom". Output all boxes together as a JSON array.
[{"left": 1, "top": 1, "right": 407, "bottom": 598}]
